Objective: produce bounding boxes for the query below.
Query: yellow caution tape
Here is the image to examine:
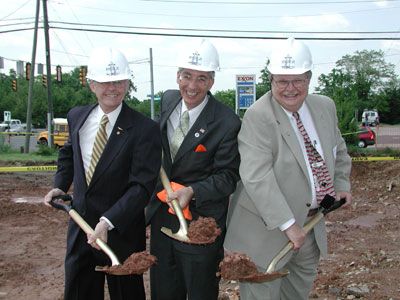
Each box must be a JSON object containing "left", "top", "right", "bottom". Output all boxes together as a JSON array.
[
  {"left": 0, "top": 165, "right": 57, "bottom": 172},
  {"left": 0, "top": 157, "right": 398, "bottom": 173},
  {"left": 351, "top": 156, "right": 400, "bottom": 161}
]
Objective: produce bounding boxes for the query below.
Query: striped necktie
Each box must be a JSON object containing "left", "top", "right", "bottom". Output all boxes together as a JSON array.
[
  {"left": 293, "top": 112, "right": 336, "bottom": 204},
  {"left": 170, "top": 110, "right": 189, "bottom": 160},
  {"left": 86, "top": 115, "right": 109, "bottom": 185}
]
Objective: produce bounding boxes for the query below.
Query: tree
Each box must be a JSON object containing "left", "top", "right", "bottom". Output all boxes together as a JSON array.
[{"left": 316, "top": 50, "right": 400, "bottom": 128}]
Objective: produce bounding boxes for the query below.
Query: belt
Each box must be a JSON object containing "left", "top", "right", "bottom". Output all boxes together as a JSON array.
[{"left": 307, "top": 208, "right": 319, "bottom": 217}]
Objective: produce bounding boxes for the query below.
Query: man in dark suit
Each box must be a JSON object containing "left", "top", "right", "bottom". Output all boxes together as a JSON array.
[
  {"left": 44, "top": 47, "right": 161, "bottom": 300},
  {"left": 146, "top": 39, "right": 241, "bottom": 300}
]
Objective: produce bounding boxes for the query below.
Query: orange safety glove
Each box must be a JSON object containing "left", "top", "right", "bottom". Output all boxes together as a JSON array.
[{"left": 157, "top": 182, "right": 193, "bottom": 220}]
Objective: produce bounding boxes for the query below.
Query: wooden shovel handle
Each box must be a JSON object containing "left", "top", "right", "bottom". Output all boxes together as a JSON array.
[{"left": 159, "top": 167, "right": 189, "bottom": 234}]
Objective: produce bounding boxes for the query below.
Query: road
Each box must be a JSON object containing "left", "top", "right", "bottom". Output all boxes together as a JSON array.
[{"left": 1, "top": 133, "right": 41, "bottom": 153}]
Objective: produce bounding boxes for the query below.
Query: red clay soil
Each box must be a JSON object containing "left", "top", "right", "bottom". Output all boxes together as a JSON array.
[
  {"left": 0, "top": 161, "right": 399, "bottom": 299},
  {"left": 99, "top": 251, "right": 157, "bottom": 276},
  {"left": 187, "top": 216, "right": 222, "bottom": 244}
]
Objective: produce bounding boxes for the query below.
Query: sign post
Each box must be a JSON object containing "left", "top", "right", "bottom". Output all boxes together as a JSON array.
[{"left": 235, "top": 74, "right": 256, "bottom": 115}]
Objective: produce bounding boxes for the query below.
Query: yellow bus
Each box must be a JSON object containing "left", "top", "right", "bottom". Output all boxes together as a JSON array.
[{"left": 37, "top": 118, "right": 69, "bottom": 148}]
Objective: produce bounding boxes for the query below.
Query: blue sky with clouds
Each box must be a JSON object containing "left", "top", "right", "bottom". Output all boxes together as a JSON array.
[{"left": 1, "top": 0, "right": 400, "bottom": 101}]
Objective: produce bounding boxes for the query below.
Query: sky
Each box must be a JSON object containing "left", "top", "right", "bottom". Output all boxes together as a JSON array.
[{"left": 1, "top": 0, "right": 400, "bottom": 104}]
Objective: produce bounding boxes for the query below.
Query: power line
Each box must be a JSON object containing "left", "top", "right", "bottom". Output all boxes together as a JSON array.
[
  {"left": 49, "top": 25, "right": 400, "bottom": 40},
  {"left": 49, "top": 21, "right": 400, "bottom": 35},
  {"left": 139, "top": 0, "right": 400, "bottom": 4}
]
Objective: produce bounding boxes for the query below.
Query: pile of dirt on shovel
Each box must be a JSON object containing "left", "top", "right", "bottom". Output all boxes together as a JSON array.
[
  {"left": 218, "top": 252, "right": 259, "bottom": 280},
  {"left": 187, "top": 216, "right": 222, "bottom": 244},
  {"left": 102, "top": 251, "right": 157, "bottom": 275}
]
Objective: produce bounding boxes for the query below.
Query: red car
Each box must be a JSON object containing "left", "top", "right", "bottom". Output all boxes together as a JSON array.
[{"left": 357, "top": 127, "right": 376, "bottom": 148}]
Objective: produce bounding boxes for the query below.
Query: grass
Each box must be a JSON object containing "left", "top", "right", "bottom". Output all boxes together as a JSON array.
[{"left": 0, "top": 144, "right": 58, "bottom": 162}]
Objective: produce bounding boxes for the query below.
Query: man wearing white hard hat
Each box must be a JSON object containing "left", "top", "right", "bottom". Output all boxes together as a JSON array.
[
  {"left": 224, "top": 37, "right": 352, "bottom": 299},
  {"left": 44, "top": 47, "right": 161, "bottom": 300},
  {"left": 146, "top": 39, "right": 241, "bottom": 300}
]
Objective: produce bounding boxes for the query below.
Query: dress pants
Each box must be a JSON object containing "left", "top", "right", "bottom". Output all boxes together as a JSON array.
[
  {"left": 150, "top": 205, "right": 223, "bottom": 300},
  {"left": 64, "top": 229, "right": 145, "bottom": 300},
  {"left": 239, "top": 229, "right": 320, "bottom": 300}
]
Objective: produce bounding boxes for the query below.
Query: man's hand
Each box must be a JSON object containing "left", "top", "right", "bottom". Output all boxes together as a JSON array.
[
  {"left": 87, "top": 220, "right": 109, "bottom": 251},
  {"left": 336, "top": 191, "right": 352, "bottom": 208},
  {"left": 284, "top": 223, "right": 306, "bottom": 250},
  {"left": 43, "top": 188, "right": 65, "bottom": 207},
  {"left": 167, "top": 186, "right": 194, "bottom": 210}
]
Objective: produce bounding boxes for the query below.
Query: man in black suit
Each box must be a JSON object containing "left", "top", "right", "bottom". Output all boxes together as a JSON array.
[
  {"left": 44, "top": 47, "right": 161, "bottom": 300},
  {"left": 146, "top": 39, "right": 241, "bottom": 300}
]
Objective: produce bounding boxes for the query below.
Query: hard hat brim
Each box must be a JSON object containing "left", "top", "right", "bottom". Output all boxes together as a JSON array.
[
  {"left": 86, "top": 74, "right": 130, "bottom": 83},
  {"left": 267, "top": 66, "right": 312, "bottom": 75},
  {"left": 179, "top": 63, "right": 220, "bottom": 72}
]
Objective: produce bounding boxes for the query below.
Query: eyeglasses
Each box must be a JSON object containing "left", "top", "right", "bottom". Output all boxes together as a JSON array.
[
  {"left": 272, "top": 78, "right": 308, "bottom": 89},
  {"left": 179, "top": 73, "right": 211, "bottom": 87}
]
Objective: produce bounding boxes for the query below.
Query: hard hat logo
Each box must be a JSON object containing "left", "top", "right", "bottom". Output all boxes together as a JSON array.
[
  {"left": 281, "top": 55, "right": 296, "bottom": 69},
  {"left": 106, "top": 62, "right": 120, "bottom": 76},
  {"left": 188, "top": 52, "right": 202, "bottom": 66}
]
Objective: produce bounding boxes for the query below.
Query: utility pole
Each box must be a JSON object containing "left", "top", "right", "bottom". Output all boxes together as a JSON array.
[
  {"left": 149, "top": 48, "right": 155, "bottom": 120},
  {"left": 42, "top": 0, "right": 54, "bottom": 147},
  {"left": 24, "top": 0, "right": 40, "bottom": 153}
]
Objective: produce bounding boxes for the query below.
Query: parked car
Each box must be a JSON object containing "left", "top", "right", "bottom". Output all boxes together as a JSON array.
[
  {"left": 361, "top": 110, "right": 379, "bottom": 126},
  {"left": 37, "top": 118, "right": 68, "bottom": 148},
  {"left": 357, "top": 126, "right": 376, "bottom": 148},
  {"left": 0, "top": 119, "right": 27, "bottom": 135}
]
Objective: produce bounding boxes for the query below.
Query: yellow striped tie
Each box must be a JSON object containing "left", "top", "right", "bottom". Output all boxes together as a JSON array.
[{"left": 86, "top": 115, "right": 109, "bottom": 185}]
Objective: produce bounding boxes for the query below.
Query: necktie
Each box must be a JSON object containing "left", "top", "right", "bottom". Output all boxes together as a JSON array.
[
  {"left": 170, "top": 110, "right": 189, "bottom": 160},
  {"left": 86, "top": 115, "right": 109, "bottom": 185},
  {"left": 292, "top": 112, "right": 336, "bottom": 204}
]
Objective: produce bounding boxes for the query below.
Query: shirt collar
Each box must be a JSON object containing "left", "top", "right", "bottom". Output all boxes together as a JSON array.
[{"left": 96, "top": 103, "right": 122, "bottom": 127}]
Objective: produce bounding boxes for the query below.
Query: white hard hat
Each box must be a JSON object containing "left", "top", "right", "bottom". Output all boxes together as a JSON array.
[
  {"left": 178, "top": 39, "right": 220, "bottom": 72},
  {"left": 86, "top": 47, "right": 131, "bottom": 82},
  {"left": 267, "top": 37, "right": 313, "bottom": 75}
]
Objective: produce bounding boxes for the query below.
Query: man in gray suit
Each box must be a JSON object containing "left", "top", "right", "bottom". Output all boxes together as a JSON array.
[
  {"left": 146, "top": 39, "right": 241, "bottom": 300},
  {"left": 224, "top": 37, "right": 352, "bottom": 300}
]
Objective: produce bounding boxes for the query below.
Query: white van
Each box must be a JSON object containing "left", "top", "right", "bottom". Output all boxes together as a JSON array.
[{"left": 362, "top": 110, "right": 379, "bottom": 126}]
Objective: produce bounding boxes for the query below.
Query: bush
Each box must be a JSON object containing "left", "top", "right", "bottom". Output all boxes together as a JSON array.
[{"left": 35, "top": 144, "right": 58, "bottom": 156}]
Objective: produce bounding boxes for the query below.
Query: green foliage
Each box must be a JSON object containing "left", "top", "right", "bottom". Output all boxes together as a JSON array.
[
  {"left": 214, "top": 89, "right": 235, "bottom": 110},
  {"left": 316, "top": 50, "right": 400, "bottom": 126},
  {"left": 35, "top": 144, "right": 58, "bottom": 156}
]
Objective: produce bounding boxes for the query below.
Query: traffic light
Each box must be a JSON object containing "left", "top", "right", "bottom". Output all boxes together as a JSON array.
[
  {"left": 56, "top": 65, "right": 62, "bottom": 83},
  {"left": 79, "top": 66, "right": 87, "bottom": 87},
  {"left": 26, "top": 62, "right": 31, "bottom": 80},
  {"left": 11, "top": 79, "right": 17, "bottom": 92},
  {"left": 42, "top": 75, "right": 47, "bottom": 88}
]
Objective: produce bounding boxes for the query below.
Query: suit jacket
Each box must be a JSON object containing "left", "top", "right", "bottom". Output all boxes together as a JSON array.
[
  {"left": 146, "top": 89, "right": 241, "bottom": 253},
  {"left": 55, "top": 101, "right": 162, "bottom": 262},
  {"left": 224, "top": 91, "right": 351, "bottom": 270}
]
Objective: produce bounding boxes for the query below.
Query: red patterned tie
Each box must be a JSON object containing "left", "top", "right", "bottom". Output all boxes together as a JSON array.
[{"left": 293, "top": 112, "right": 336, "bottom": 204}]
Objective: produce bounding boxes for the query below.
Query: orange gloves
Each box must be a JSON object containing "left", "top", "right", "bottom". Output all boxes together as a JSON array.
[{"left": 157, "top": 182, "right": 193, "bottom": 220}]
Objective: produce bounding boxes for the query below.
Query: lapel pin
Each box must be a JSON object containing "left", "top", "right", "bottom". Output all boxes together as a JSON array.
[
  {"left": 117, "top": 127, "right": 124, "bottom": 135},
  {"left": 199, "top": 128, "right": 205, "bottom": 134},
  {"left": 195, "top": 132, "right": 200, "bottom": 138}
]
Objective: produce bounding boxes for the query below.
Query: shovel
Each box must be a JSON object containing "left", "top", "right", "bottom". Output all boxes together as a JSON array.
[
  {"left": 239, "top": 194, "right": 346, "bottom": 283},
  {"left": 50, "top": 194, "right": 144, "bottom": 276},
  {"left": 159, "top": 166, "right": 191, "bottom": 243}
]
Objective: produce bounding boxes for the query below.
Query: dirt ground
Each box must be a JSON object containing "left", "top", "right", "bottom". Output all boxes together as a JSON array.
[{"left": 0, "top": 161, "right": 399, "bottom": 300}]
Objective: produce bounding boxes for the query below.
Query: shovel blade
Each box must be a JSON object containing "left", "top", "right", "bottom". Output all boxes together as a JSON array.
[
  {"left": 239, "top": 269, "right": 290, "bottom": 283},
  {"left": 95, "top": 265, "right": 132, "bottom": 276},
  {"left": 161, "top": 226, "right": 190, "bottom": 243}
]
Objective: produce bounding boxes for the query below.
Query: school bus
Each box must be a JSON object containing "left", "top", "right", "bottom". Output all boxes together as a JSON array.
[{"left": 37, "top": 118, "right": 69, "bottom": 148}]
